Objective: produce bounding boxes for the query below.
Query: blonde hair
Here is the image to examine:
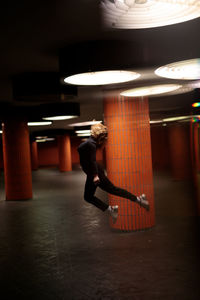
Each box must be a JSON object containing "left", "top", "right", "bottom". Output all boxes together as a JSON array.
[{"left": 91, "top": 123, "right": 108, "bottom": 139}]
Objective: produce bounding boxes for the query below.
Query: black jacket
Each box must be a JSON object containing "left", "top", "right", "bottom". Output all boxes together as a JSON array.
[{"left": 77, "top": 136, "right": 98, "bottom": 177}]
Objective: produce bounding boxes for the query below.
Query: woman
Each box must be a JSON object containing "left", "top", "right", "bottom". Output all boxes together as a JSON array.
[{"left": 78, "top": 123, "right": 149, "bottom": 223}]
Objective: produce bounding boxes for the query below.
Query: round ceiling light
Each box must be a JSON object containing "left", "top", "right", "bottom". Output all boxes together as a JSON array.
[
  {"left": 42, "top": 115, "right": 78, "bottom": 121},
  {"left": 28, "top": 121, "right": 52, "bottom": 126},
  {"left": 64, "top": 70, "right": 140, "bottom": 86},
  {"left": 120, "top": 84, "right": 182, "bottom": 97},
  {"left": 155, "top": 59, "right": 200, "bottom": 80},
  {"left": 101, "top": 0, "right": 200, "bottom": 29}
]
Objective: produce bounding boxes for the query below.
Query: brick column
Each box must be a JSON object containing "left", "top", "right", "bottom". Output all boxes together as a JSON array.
[
  {"left": 30, "top": 141, "right": 38, "bottom": 170},
  {"left": 104, "top": 95, "right": 155, "bottom": 231},
  {"left": 2, "top": 120, "right": 32, "bottom": 200},
  {"left": 58, "top": 135, "right": 72, "bottom": 172},
  {"left": 168, "top": 124, "right": 192, "bottom": 181},
  {"left": 191, "top": 122, "right": 200, "bottom": 215}
]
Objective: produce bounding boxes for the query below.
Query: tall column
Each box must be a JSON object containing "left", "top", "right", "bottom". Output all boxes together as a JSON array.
[
  {"left": 104, "top": 95, "right": 155, "bottom": 231},
  {"left": 168, "top": 124, "right": 192, "bottom": 181},
  {"left": 58, "top": 134, "right": 72, "bottom": 172},
  {"left": 191, "top": 122, "right": 200, "bottom": 215},
  {"left": 2, "top": 119, "right": 32, "bottom": 200},
  {"left": 30, "top": 141, "right": 38, "bottom": 170}
]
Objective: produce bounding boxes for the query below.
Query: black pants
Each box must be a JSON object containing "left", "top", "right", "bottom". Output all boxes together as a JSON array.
[{"left": 84, "top": 166, "right": 138, "bottom": 211}]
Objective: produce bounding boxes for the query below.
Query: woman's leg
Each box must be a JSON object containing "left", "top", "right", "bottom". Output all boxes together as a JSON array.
[
  {"left": 84, "top": 176, "right": 109, "bottom": 211},
  {"left": 98, "top": 173, "right": 138, "bottom": 202}
]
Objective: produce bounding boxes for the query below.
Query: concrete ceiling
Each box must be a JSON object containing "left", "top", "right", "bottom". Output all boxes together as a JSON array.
[{"left": 0, "top": 0, "right": 199, "bottom": 133}]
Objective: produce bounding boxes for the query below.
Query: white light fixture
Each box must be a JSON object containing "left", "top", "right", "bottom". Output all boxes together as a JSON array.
[
  {"left": 64, "top": 70, "right": 140, "bottom": 86},
  {"left": 28, "top": 121, "right": 52, "bottom": 126},
  {"left": 75, "top": 130, "right": 91, "bottom": 134},
  {"left": 101, "top": 0, "right": 200, "bottom": 29},
  {"left": 0, "top": 130, "right": 2, "bottom": 134},
  {"left": 36, "top": 136, "right": 48, "bottom": 139},
  {"left": 68, "top": 120, "right": 102, "bottom": 127},
  {"left": 36, "top": 139, "right": 46, "bottom": 143},
  {"left": 163, "top": 116, "right": 191, "bottom": 122},
  {"left": 150, "top": 115, "right": 197, "bottom": 124},
  {"left": 155, "top": 59, "right": 200, "bottom": 80},
  {"left": 120, "top": 84, "right": 182, "bottom": 97},
  {"left": 150, "top": 120, "right": 163, "bottom": 124},
  {"left": 42, "top": 115, "right": 78, "bottom": 121},
  {"left": 36, "top": 137, "right": 55, "bottom": 143},
  {"left": 77, "top": 133, "right": 91, "bottom": 137}
]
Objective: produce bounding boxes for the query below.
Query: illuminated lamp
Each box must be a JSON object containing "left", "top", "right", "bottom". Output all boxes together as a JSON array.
[
  {"left": 28, "top": 122, "right": 52, "bottom": 126},
  {"left": 155, "top": 59, "right": 200, "bottom": 80},
  {"left": 101, "top": 0, "right": 200, "bottom": 29},
  {"left": 68, "top": 121, "right": 102, "bottom": 127},
  {"left": 120, "top": 84, "right": 182, "bottom": 97},
  {"left": 64, "top": 70, "right": 140, "bottom": 86},
  {"left": 43, "top": 115, "right": 78, "bottom": 121},
  {"left": 75, "top": 130, "right": 91, "bottom": 134},
  {"left": 59, "top": 40, "right": 142, "bottom": 87},
  {"left": 40, "top": 102, "right": 80, "bottom": 121}
]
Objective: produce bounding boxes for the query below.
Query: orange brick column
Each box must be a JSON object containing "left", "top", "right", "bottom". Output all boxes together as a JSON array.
[
  {"left": 30, "top": 141, "right": 38, "bottom": 170},
  {"left": 58, "top": 135, "right": 72, "bottom": 172},
  {"left": 2, "top": 120, "right": 32, "bottom": 200},
  {"left": 191, "top": 122, "right": 200, "bottom": 215},
  {"left": 104, "top": 95, "right": 155, "bottom": 231},
  {"left": 168, "top": 124, "right": 192, "bottom": 181}
]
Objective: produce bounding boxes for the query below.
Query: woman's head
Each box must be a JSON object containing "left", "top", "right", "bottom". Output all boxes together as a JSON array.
[{"left": 91, "top": 123, "right": 108, "bottom": 146}]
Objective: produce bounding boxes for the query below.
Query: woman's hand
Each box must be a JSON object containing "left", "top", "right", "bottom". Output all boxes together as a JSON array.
[{"left": 93, "top": 175, "right": 100, "bottom": 185}]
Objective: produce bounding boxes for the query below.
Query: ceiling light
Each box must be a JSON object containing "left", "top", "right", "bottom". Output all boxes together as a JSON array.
[
  {"left": 36, "top": 137, "right": 55, "bottom": 142},
  {"left": 68, "top": 121, "right": 102, "bottom": 127},
  {"left": 28, "top": 122, "right": 52, "bottom": 126},
  {"left": 36, "top": 139, "right": 46, "bottom": 143},
  {"left": 101, "top": 0, "right": 200, "bottom": 29},
  {"left": 36, "top": 136, "right": 48, "bottom": 139},
  {"left": 192, "top": 102, "right": 200, "bottom": 107},
  {"left": 150, "top": 120, "right": 163, "bottom": 124},
  {"left": 75, "top": 130, "right": 91, "bottom": 134},
  {"left": 77, "top": 133, "right": 91, "bottom": 137},
  {"left": 120, "top": 84, "right": 182, "bottom": 97},
  {"left": 42, "top": 115, "right": 78, "bottom": 121},
  {"left": 155, "top": 59, "right": 200, "bottom": 80},
  {"left": 163, "top": 116, "right": 191, "bottom": 122},
  {"left": 64, "top": 70, "right": 140, "bottom": 86}
]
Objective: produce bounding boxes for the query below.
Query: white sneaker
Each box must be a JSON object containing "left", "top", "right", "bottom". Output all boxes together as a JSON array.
[
  {"left": 110, "top": 205, "right": 118, "bottom": 223},
  {"left": 138, "top": 194, "right": 150, "bottom": 211}
]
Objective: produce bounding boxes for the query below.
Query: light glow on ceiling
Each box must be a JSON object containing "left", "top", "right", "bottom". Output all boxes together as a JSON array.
[
  {"left": 36, "top": 137, "right": 55, "bottom": 142},
  {"left": 120, "top": 84, "right": 182, "bottom": 97},
  {"left": 28, "top": 122, "right": 52, "bottom": 126},
  {"left": 68, "top": 120, "right": 102, "bottom": 127},
  {"left": 64, "top": 70, "right": 140, "bottom": 86},
  {"left": 101, "top": 0, "right": 200, "bottom": 29},
  {"left": 155, "top": 59, "right": 200, "bottom": 80},
  {"left": 42, "top": 115, "right": 78, "bottom": 121},
  {"left": 163, "top": 116, "right": 191, "bottom": 122},
  {"left": 77, "top": 133, "right": 91, "bottom": 137},
  {"left": 75, "top": 130, "right": 91, "bottom": 134}
]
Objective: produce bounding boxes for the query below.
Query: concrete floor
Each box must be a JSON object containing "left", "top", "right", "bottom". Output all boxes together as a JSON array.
[{"left": 0, "top": 167, "right": 199, "bottom": 300}]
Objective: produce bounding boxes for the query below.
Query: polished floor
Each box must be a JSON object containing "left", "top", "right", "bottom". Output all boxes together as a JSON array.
[{"left": 0, "top": 167, "right": 199, "bottom": 300}]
